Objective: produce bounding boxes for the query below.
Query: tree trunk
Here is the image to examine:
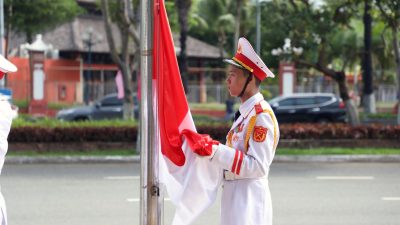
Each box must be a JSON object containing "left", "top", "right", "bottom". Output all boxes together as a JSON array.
[
  {"left": 218, "top": 28, "right": 226, "bottom": 59},
  {"left": 175, "top": 0, "right": 191, "bottom": 94},
  {"left": 101, "top": 0, "right": 134, "bottom": 120},
  {"left": 3, "top": 4, "right": 12, "bottom": 86},
  {"left": 121, "top": 59, "right": 133, "bottom": 120},
  {"left": 336, "top": 71, "right": 360, "bottom": 125},
  {"left": 301, "top": 60, "right": 361, "bottom": 126},
  {"left": 362, "top": 0, "right": 376, "bottom": 114},
  {"left": 26, "top": 30, "right": 33, "bottom": 44},
  {"left": 233, "top": 0, "right": 242, "bottom": 50},
  {"left": 392, "top": 26, "right": 400, "bottom": 125}
]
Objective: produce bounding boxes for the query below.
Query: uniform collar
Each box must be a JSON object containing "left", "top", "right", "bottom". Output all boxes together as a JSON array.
[{"left": 239, "top": 92, "right": 264, "bottom": 118}]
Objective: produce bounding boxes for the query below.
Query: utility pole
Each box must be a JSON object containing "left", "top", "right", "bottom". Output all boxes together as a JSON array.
[
  {"left": 0, "top": 0, "right": 4, "bottom": 87},
  {"left": 256, "top": 0, "right": 261, "bottom": 54}
]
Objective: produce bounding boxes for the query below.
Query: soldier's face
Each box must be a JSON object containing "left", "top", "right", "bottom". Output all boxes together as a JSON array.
[{"left": 226, "top": 65, "right": 248, "bottom": 97}]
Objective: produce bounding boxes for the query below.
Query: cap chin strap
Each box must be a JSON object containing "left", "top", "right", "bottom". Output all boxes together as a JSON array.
[{"left": 238, "top": 73, "right": 253, "bottom": 98}]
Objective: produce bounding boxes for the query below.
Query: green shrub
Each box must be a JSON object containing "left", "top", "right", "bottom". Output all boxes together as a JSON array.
[
  {"left": 48, "top": 102, "right": 82, "bottom": 110},
  {"left": 8, "top": 123, "right": 400, "bottom": 143},
  {"left": 13, "top": 99, "right": 28, "bottom": 109},
  {"left": 9, "top": 127, "right": 137, "bottom": 142},
  {"left": 12, "top": 117, "right": 137, "bottom": 128},
  {"left": 360, "top": 112, "right": 396, "bottom": 119}
]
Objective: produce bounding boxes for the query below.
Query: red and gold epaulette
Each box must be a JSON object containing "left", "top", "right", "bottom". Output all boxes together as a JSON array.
[{"left": 254, "top": 103, "right": 264, "bottom": 114}]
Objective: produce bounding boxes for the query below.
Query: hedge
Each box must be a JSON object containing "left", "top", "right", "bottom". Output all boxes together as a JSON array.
[
  {"left": 8, "top": 124, "right": 400, "bottom": 143},
  {"left": 9, "top": 127, "right": 138, "bottom": 142}
]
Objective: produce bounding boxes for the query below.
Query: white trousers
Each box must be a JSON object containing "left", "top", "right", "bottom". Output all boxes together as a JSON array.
[{"left": 0, "top": 192, "right": 7, "bottom": 225}]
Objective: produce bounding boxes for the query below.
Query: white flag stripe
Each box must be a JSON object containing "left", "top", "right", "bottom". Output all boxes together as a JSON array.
[
  {"left": 316, "top": 176, "right": 374, "bottom": 180},
  {"left": 382, "top": 197, "right": 400, "bottom": 201},
  {"left": 104, "top": 176, "right": 140, "bottom": 180}
]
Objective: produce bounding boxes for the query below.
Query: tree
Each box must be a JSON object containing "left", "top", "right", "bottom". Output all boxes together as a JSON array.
[
  {"left": 4, "top": 0, "right": 83, "bottom": 43},
  {"left": 232, "top": 0, "right": 251, "bottom": 49},
  {"left": 175, "top": 0, "right": 192, "bottom": 93},
  {"left": 193, "top": 0, "right": 254, "bottom": 57},
  {"left": 233, "top": 0, "right": 243, "bottom": 49},
  {"left": 100, "top": 0, "right": 140, "bottom": 120},
  {"left": 266, "top": 0, "right": 361, "bottom": 125},
  {"left": 375, "top": 0, "right": 400, "bottom": 124},
  {"left": 361, "top": 0, "right": 376, "bottom": 113},
  {"left": 194, "top": 0, "right": 235, "bottom": 58}
]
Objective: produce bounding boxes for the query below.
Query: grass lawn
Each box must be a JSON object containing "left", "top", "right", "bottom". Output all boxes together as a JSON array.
[
  {"left": 189, "top": 102, "right": 226, "bottom": 110},
  {"left": 277, "top": 148, "right": 400, "bottom": 155},
  {"left": 6, "top": 148, "right": 400, "bottom": 157},
  {"left": 8, "top": 149, "right": 137, "bottom": 157}
]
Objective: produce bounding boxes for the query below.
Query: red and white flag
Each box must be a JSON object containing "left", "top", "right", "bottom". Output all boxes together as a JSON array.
[{"left": 153, "top": 1, "right": 222, "bottom": 224}]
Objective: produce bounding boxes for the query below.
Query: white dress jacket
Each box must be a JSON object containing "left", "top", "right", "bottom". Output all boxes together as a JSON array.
[
  {"left": 211, "top": 93, "right": 280, "bottom": 225},
  {"left": 0, "top": 100, "right": 15, "bottom": 225}
]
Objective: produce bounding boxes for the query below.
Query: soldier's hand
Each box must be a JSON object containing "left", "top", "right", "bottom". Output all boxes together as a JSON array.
[{"left": 181, "top": 129, "right": 219, "bottom": 158}]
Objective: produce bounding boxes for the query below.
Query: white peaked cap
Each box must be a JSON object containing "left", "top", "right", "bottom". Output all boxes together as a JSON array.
[
  {"left": 224, "top": 37, "right": 274, "bottom": 80},
  {"left": 0, "top": 54, "right": 17, "bottom": 73}
]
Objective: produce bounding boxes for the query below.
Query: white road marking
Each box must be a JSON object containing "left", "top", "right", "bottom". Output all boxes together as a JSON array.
[
  {"left": 382, "top": 197, "right": 400, "bottom": 201},
  {"left": 104, "top": 176, "right": 140, "bottom": 180},
  {"left": 127, "top": 198, "right": 171, "bottom": 203},
  {"left": 316, "top": 176, "right": 374, "bottom": 180}
]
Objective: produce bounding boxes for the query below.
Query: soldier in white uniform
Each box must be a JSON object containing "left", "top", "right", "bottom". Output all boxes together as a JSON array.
[
  {"left": 0, "top": 54, "right": 18, "bottom": 225},
  {"left": 182, "top": 37, "right": 279, "bottom": 225}
]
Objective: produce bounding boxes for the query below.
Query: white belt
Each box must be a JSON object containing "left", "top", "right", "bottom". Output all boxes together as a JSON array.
[{"left": 223, "top": 170, "right": 269, "bottom": 181}]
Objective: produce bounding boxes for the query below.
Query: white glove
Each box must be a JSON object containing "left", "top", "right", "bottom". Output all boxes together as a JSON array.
[{"left": 0, "top": 101, "right": 15, "bottom": 143}]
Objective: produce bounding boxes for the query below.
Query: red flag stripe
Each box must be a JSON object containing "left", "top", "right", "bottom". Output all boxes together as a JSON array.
[{"left": 154, "top": 0, "right": 188, "bottom": 166}]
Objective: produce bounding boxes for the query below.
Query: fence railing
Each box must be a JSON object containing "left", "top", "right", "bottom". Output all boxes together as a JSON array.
[
  {"left": 376, "top": 85, "right": 398, "bottom": 102},
  {"left": 2, "top": 80, "right": 398, "bottom": 105}
]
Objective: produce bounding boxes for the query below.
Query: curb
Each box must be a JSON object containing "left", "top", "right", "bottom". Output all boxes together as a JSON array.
[
  {"left": 5, "top": 155, "right": 400, "bottom": 164},
  {"left": 5, "top": 156, "right": 141, "bottom": 164},
  {"left": 274, "top": 155, "right": 400, "bottom": 163}
]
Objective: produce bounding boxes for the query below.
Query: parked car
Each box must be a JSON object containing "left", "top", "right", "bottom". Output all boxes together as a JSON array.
[
  {"left": 269, "top": 93, "right": 346, "bottom": 123},
  {"left": 56, "top": 93, "right": 139, "bottom": 121}
]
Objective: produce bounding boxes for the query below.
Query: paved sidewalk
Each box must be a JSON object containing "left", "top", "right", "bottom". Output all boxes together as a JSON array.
[{"left": 5, "top": 155, "right": 400, "bottom": 164}]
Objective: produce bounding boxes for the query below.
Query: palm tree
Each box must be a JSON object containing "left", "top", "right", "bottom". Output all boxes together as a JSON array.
[
  {"left": 195, "top": 0, "right": 236, "bottom": 57},
  {"left": 175, "top": 0, "right": 192, "bottom": 93},
  {"left": 376, "top": 0, "right": 400, "bottom": 124},
  {"left": 361, "top": 0, "right": 376, "bottom": 113}
]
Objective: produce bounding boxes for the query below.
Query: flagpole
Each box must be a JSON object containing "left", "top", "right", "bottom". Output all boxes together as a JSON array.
[{"left": 140, "top": 0, "right": 161, "bottom": 224}]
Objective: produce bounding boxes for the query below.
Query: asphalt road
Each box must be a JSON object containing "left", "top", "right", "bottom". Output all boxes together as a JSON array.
[{"left": 1, "top": 162, "right": 399, "bottom": 225}]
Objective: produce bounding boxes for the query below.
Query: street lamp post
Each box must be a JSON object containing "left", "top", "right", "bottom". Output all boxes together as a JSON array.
[
  {"left": 255, "top": 0, "right": 271, "bottom": 55},
  {"left": 82, "top": 27, "right": 102, "bottom": 104},
  {"left": 82, "top": 27, "right": 96, "bottom": 80},
  {"left": 256, "top": 0, "right": 261, "bottom": 55}
]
